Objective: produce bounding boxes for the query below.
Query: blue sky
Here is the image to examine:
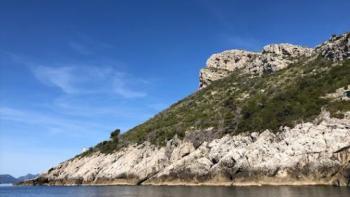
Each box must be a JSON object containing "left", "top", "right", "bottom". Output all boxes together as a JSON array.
[{"left": 0, "top": 0, "right": 349, "bottom": 177}]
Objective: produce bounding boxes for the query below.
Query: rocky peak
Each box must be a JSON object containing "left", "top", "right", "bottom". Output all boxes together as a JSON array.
[
  {"left": 200, "top": 32, "right": 350, "bottom": 89},
  {"left": 205, "top": 50, "right": 260, "bottom": 72},
  {"left": 199, "top": 43, "right": 313, "bottom": 88},
  {"left": 316, "top": 32, "right": 350, "bottom": 62},
  {"left": 262, "top": 43, "right": 313, "bottom": 58}
]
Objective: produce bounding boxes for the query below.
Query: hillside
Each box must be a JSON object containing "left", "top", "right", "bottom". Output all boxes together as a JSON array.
[
  {"left": 23, "top": 32, "right": 350, "bottom": 187},
  {"left": 88, "top": 32, "right": 350, "bottom": 153}
]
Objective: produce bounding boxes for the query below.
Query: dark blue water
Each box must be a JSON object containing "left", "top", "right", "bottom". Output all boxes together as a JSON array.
[{"left": 0, "top": 185, "right": 349, "bottom": 197}]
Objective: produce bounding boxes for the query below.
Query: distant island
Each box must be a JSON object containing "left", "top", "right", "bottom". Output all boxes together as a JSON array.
[
  {"left": 22, "top": 32, "right": 350, "bottom": 187},
  {"left": 0, "top": 174, "right": 38, "bottom": 184}
]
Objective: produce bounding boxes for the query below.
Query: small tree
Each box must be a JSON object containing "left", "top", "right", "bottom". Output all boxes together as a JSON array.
[{"left": 110, "top": 129, "right": 120, "bottom": 143}]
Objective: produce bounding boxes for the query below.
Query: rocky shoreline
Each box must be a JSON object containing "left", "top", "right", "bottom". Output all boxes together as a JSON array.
[{"left": 21, "top": 112, "right": 350, "bottom": 187}]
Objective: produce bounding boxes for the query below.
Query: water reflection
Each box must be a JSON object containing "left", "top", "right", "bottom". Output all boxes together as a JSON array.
[{"left": 0, "top": 185, "right": 349, "bottom": 197}]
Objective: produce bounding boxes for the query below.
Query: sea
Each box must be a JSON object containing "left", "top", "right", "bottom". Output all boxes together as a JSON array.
[{"left": 0, "top": 185, "right": 349, "bottom": 197}]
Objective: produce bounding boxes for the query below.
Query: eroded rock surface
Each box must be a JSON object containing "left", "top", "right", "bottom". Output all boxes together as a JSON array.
[
  {"left": 200, "top": 44, "right": 313, "bottom": 88},
  {"left": 316, "top": 32, "right": 350, "bottom": 62},
  {"left": 31, "top": 113, "right": 350, "bottom": 186},
  {"left": 200, "top": 32, "right": 350, "bottom": 88}
]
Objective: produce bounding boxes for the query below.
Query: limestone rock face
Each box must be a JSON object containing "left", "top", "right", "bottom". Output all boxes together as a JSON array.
[
  {"left": 200, "top": 44, "right": 313, "bottom": 88},
  {"left": 200, "top": 32, "right": 350, "bottom": 88},
  {"left": 316, "top": 32, "right": 350, "bottom": 62},
  {"left": 32, "top": 113, "right": 350, "bottom": 186}
]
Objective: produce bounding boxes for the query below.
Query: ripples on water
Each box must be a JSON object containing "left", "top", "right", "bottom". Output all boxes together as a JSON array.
[{"left": 0, "top": 185, "right": 349, "bottom": 197}]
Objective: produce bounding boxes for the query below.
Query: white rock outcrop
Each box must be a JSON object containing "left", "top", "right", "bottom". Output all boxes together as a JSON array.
[
  {"left": 316, "top": 32, "right": 350, "bottom": 62},
  {"left": 324, "top": 85, "right": 350, "bottom": 101},
  {"left": 200, "top": 44, "right": 313, "bottom": 88},
  {"left": 33, "top": 112, "right": 350, "bottom": 186},
  {"left": 200, "top": 32, "right": 350, "bottom": 88}
]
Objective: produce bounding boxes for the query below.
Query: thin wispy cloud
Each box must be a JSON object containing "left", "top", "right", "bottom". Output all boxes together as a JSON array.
[
  {"left": 32, "top": 65, "right": 147, "bottom": 98},
  {"left": 33, "top": 66, "right": 76, "bottom": 93},
  {"left": 0, "top": 106, "right": 105, "bottom": 136},
  {"left": 3, "top": 51, "right": 147, "bottom": 99},
  {"left": 112, "top": 76, "right": 147, "bottom": 98},
  {"left": 2, "top": 52, "right": 155, "bottom": 134}
]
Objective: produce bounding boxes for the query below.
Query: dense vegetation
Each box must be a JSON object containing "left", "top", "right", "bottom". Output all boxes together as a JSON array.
[{"left": 80, "top": 56, "right": 350, "bottom": 156}]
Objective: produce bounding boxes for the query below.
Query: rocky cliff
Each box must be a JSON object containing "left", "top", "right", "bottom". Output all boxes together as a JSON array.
[
  {"left": 199, "top": 44, "right": 313, "bottom": 88},
  {"left": 200, "top": 32, "right": 349, "bottom": 88},
  {"left": 25, "top": 32, "right": 350, "bottom": 187}
]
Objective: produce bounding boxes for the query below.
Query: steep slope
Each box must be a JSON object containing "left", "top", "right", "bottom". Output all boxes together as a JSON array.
[{"left": 26, "top": 32, "right": 350, "bottom": 186}]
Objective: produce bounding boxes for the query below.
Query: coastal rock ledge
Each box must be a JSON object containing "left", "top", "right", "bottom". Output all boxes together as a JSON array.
[{"left": 24, "top": 113, "right": 350, "bottom": 186}]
